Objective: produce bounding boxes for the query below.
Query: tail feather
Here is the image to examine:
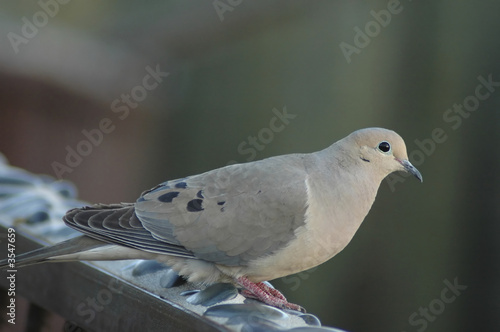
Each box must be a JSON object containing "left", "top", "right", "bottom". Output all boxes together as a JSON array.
[{"left": 0, "top": 236, "right": 106, "bottom": 269}]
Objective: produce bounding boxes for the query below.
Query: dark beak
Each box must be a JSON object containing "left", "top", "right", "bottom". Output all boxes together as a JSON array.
[{"left": 400, "top": 159, "right": 423, "bottom": 182}]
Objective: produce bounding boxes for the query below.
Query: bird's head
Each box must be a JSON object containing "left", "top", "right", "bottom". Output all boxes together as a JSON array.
[{"left": 347, "top": 127, "right": 423, "bottom": 182}]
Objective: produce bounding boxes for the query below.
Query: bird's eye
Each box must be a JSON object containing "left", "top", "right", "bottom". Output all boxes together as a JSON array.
[{"left": 377, "top": 141, "right": 391, "bottom": 153}]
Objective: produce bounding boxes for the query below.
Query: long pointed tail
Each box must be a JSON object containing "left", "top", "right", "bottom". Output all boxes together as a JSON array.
[{"left": 0, "top": 236, "right": 106, "bottom": 269}]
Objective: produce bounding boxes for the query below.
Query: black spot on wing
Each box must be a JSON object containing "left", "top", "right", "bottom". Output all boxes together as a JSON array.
[
  {"left": 196, "top": 190, "right": 204, "bottom": 198},
  {"left": 175, "top": 182, "right": 187, "bottom": 189},
  {"left": 158, "top": 191, "right": 180, "bottom": 203},
  {"left": 217, "top": 201, "right": 225, "bottom": 206},
  {"left": 187, "top": 199, "right": 204, "bottom": 212}
]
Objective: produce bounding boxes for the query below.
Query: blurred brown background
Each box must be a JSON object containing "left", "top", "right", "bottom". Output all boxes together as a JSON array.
[{"left": 0, "top": 1, "right": 499, "bottom": 331}]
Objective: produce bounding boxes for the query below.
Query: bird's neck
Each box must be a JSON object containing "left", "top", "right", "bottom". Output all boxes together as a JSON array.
[{"left": 302, "top": 150, "right": 383, "bottom": 258}]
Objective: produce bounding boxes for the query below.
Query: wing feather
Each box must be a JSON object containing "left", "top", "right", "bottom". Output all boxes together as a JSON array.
[
  {"left": 63, "top": 154, "right": 310, "bottom": 266},
  {"left": 63, "top": 204, "right": 195, "bottom": 258},
  {"left": 135, "top": 154, "right": 309, "bottom": 266}
]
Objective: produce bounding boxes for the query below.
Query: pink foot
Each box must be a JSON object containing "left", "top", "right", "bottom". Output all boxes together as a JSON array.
[{"left": 236, "top": 277, "right": 305, "bottom": 312}]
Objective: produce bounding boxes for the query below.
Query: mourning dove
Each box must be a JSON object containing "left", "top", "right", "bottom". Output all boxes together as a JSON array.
[{"left": 1, "top": 127, "right": 422, "bottom": 311}]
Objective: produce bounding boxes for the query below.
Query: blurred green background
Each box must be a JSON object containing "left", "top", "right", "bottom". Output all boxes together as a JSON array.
[{"left": 0, "top": 1, "right": 498, "bottom": 331}]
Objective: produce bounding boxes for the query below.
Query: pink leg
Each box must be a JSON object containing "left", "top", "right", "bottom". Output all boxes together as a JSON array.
[
  {"left": 236, "top": 277, "right": 305, "bottom": 312},
  {"left": 255, "top": 282, "right": 287, "bottom": 301}
]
